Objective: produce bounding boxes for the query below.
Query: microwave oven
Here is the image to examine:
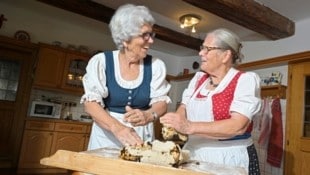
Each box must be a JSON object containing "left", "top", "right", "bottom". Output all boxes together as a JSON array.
[{"left": 30, "top": 100, "right": 62, "bottom": 119}]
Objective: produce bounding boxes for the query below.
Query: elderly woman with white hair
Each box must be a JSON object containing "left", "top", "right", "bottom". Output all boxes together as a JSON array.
[
  {"left": 160, "top": 28, "right": 261, "bottom": 174},
  {"left": 81, "top": 4, "right": 171, "bottom": 150}
]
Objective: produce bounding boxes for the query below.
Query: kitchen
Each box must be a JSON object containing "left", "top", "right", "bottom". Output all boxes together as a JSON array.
[{"left": 1, "top": 0, "right": 310, "bottom": 175}]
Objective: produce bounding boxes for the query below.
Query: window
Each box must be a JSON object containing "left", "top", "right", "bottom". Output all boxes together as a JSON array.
[{"left": 0, "top": 59, "right": 21, "bottom": 101}]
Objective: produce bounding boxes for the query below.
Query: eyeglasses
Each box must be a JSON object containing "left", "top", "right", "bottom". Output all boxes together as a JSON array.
[
  {"left": 138, "top": 32, "right": 156, "bottom": 41},
  {"left": 200, "top": 45, "right": 224, "bottom": 52}
]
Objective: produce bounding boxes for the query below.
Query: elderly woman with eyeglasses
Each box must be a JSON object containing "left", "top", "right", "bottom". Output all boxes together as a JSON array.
[
  {"left": 81, "top": 4, "right": 171, "bottom": 150},
  {"left": 160, "top": 28, "right": 261, "bottom": 174}
]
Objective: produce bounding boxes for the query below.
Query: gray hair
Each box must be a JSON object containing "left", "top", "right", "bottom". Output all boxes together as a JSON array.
[
  {"left": 109, "top": 4, "right": 155, "bottom": 50},
  {"left": 208, "top": 28, "right": 244, "bottom": 64}
]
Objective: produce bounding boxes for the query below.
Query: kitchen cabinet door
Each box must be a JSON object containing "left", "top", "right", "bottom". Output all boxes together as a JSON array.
[
  {"left": 18, "top": 130, "right": 53, "bottom": 168},
  {"left": 33, "top": 46, "right": 66, "bottom": 89},
  {"left": 61, "top": 52, "right": 89, "bottom": 95},
  {"left": 50, "top": 132, "right": 86, "bottom": 155}
]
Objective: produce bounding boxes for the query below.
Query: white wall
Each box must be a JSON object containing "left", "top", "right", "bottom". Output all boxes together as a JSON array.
[
  {"left": 149, "top": 49, "right": 201, "bottom": 75},
  {"left": 243, "top": 18, "right": 310, "bottom": 62},
  {"left": 0, "top": 0, "right": 115, "bottom": 54}
]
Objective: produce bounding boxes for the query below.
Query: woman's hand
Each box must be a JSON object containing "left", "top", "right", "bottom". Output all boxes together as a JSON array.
[
  {"left": 111, "top": 123, "right": 143, "bottom": 146},
  {"left": 160, "top": 112, "right": 191, "bottom": 135},
  {"left": 124, "top": 106, "right": 151, "bottom": 126}
]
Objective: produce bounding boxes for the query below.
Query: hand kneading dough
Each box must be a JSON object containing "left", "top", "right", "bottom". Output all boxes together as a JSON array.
[
  {"left": 119, "top": 140, "right": 189, "bottom": 167},
  {"left": 162, "top": 126, "right": 188, "bottom": 142}
]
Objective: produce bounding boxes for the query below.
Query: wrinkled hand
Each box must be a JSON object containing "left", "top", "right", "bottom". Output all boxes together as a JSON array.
[
  {"left": 160, "top": 112, "right": 191, "bottom": 135},
  {"left": 124, "top": 106, "right": 149, "bottom": 127},
  {"left": 112, "top": 124, "right": 143, "bottom": 146}
]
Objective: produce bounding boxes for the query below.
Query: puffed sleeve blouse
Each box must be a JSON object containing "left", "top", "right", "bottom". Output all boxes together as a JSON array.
[
  {"left": 181, "top": 68, "right": 261, "bottom": 120},
  {"left": 80, "top": 50, "right": 171, "bottom": 107}
]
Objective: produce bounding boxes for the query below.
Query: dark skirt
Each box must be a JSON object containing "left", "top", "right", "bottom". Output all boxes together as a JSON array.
[{"left": 247, "top": 144, "right": 260, "bottom": 175}]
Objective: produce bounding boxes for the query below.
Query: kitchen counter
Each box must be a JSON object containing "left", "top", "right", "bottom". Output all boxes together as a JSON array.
[
  {"left": 25, "top": 116, "right": 93, "bottom": 125},
  {"left": 40, "top": 148, "right": 247, "bottom": 175}
]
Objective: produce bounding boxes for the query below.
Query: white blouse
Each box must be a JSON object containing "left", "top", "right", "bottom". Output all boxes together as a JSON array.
[
  {"left": 80, "top": 50, "right": 171, "bottom": 106},
  {"left": 181, "top": 68, "right": 261, "bottom": 172},
  {"left": 182, "top": 68, "right": 261, "bottom": 121},
  {"left": 79, "top": 50, "right": 171, "bottom": 150}
]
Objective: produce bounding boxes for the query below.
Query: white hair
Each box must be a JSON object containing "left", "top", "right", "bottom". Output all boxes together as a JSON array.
[
  {"left": 208, "top": 28, "right": 244, "bottom": 64},
  {"left": 109, "top": 4, "right": 155, "bottom": 50}
]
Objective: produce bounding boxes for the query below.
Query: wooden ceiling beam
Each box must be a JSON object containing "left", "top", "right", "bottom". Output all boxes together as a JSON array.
[
  {"left": 37, "top": 0, "right": 202, "bottom": 51},
  {"left": 183, "top": 0, "right": 295, "bottom": 40}
]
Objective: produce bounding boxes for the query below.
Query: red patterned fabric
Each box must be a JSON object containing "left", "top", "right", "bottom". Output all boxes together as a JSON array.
[
  {"left": 212, "top": 72, "right": 253, "bottom": 133},
  {"left": 267, "top": 98, "right": 283, "bottom": 167},
  {"left": 195, "top": 74, "right": 209, "bottom": 98},
  {"left": 193, "top": 72, "right": 253, "bottom": 133},
  {"left": 212, "top": 72, "right": 242, "bottom": 120}
]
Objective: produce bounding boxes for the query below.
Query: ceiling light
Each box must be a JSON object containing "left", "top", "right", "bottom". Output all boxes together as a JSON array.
[{"left": 179, "top": 14, "right": 201, "bottom": 33}]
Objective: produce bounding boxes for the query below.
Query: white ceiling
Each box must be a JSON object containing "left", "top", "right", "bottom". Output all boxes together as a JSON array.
[{"left": 92, "top": 0, "right": 310, "bottom": 56}]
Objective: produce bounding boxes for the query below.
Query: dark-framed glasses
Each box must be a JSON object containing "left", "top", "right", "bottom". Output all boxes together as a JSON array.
[
  {"left": 138, "top": 32, "right": 156, "bottom": 41},
  {"left": 200, "top": 45, "right": 224, "bottom": 52}
]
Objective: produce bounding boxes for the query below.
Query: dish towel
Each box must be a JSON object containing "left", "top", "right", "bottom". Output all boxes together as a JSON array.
[
  {"left": 267, "top": 98, "right": 283, "bottom": 167},
  {"left": 258, "top": 98, "right": 271, "bottom": 147}
]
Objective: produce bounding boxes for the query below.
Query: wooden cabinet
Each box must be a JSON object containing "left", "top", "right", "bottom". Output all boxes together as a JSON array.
[
  {"left": 33, "top": 43, "right": 90, "bottom": 95},
  {"left": 18, "top": 119, "right": 91, "bottom": 171},
  {"left": 18, "top": 130, "right": 54, "bottom": 169},
  {"left": 50, "top": 123, "right": 89, "bottom": 155},
  {"left": 61, "top": 52, "right": 88, "bottom": 94},
  {"left": 33, "top": 46, "right": 66, "bottom": 89}
]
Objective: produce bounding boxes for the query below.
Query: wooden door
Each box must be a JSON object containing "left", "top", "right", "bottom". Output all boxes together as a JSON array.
[
  {"left": 18, "top": 130, "right": 53, "bottom": 168},
  {"left": 285, "top": 61, "right": 310, "bottom": 174},
  {"left": 0, "top": 37, "right": 37, "bottom": 168}
]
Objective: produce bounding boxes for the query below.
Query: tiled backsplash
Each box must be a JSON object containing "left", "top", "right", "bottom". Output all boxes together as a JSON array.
[{"left": 29, "top": 89, "right": 87, "bottom": 120}]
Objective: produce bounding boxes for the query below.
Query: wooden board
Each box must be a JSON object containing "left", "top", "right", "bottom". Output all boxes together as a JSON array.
[{"left": 40, "top": 149, "right": 246, "bottom": 175}]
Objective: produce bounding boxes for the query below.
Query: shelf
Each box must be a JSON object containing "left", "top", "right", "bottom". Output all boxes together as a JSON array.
[{"left": 261, "top": 85, "right": 287, "bottom": 99}]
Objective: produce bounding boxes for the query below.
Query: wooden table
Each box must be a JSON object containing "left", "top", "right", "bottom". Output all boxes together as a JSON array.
[{"left": 40, "top": 149, "right": 246, "bottom": 175}]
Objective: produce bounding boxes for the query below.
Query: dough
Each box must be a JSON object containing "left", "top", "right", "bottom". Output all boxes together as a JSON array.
[
  {"left": 162, "top": 126, "right": 188, "bottom": 142},
  {"left": 119, "top": 140, "right": 189, "bottom": 167}
]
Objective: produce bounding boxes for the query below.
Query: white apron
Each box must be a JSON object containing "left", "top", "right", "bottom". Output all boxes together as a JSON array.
[
  {"left": 182, "top": 77, "right": 252, "bottom": 172},
  {"left": 87, "top": 110, "right": 154, "bottom": 150}
]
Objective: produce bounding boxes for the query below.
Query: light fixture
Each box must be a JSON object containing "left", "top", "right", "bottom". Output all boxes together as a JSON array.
[{"left": 179, "top": 14, "right": 201, "bottom": 33}]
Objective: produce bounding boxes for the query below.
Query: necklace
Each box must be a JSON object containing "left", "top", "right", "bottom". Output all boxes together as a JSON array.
[{"left": 209, "top": 77, "right": 219, "bottom": 87}]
